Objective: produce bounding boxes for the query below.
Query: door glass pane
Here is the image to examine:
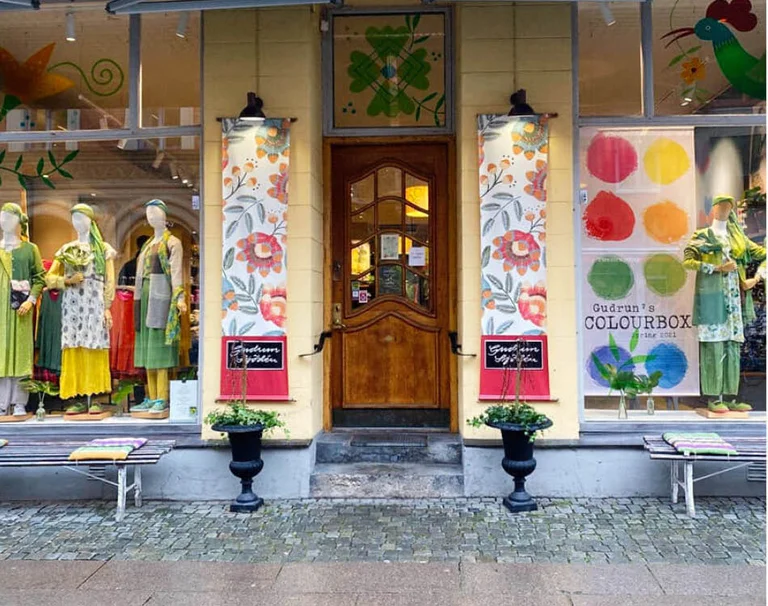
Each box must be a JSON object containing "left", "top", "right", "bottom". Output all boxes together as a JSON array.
[
  {"left": 377, "top": 264, "right": 403, "bottom": 296},
  {"left": 351, "top": 274, "right": 374, "bottom": 309},
  {"left": 405, "top": 174, "right": 429, "bottom": 210},
  {"left": 406, "top": 269, "right": 429, "bottom": 308},
  {"left": 350, "top": 207, "right": 374, "bottom": 240},
  {"left": 378, "top": 201, "right": 402, "bottom": 229},
  {"left": 654, "top": 0, "right": 766, "bottom": 115},
  {"left": 351, "top": 241, "right": 372, "bottom": 276},
  {"left": 405, "top": 239, "right": 429, "bottom": 273},
  {"left": 377, "top": 166, "right": 402, "bottom": 198},
  {"left": 350, "top": 174, "right": 374, "bottom": 211}
]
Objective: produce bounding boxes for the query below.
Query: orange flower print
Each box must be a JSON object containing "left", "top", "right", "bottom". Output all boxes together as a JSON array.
[
  {"left": 268, "top": 163, "right": 289, "bottom": 203},
  {"left": 478, "top": 136, "right": 485, "bottom": 168},
  {"left": 221, "top": 276, "right": 239, "bottom": 318},
  {"left": 255, "top": 124, "right": 290, "bottom": 164},
  {"left": 259, "top": 284, "right": 287, "bottom": 328},
  {"left": 236, "top": 232, "right": 284, "bottom": 277},
  {"left": 524, "top": 159, "right": 548, "bottom": 202},
  {"left": 681, "top": 57, "right": 706, "bottom": 85},
  {"left": 511, "top": 120, "right": 548, "bottom": 160},
  {"left": 247, "top": 177, "right": 257, "bottom": 187},
  {"left": 481, "top": 276, "right": 496, "bottom": 310},
  {"left": 517, "top": 281, "right": 547, "bottom": 327},
  {"left": 492, "top": 230, "right": 541, "bottom": 275},
  {"left": 0, "top": 44, "right": 73, "bottom": 105}
]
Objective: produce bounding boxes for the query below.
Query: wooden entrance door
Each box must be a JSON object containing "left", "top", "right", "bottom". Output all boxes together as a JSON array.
[{"left": 330, "top": 142, "right": 453, "bottom": 411}]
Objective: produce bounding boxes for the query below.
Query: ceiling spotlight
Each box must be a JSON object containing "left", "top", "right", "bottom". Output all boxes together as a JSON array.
[
  {"left": 176, "top": 12, "right": 189, "bottom": 39},
  {"left": 170, "top": 163, "right": 179, "bottom": 180},
  {"left": 599, "top": 2, "right": 616, "bottom": 27},
  {"left": 239, "top": 92, "right": 266, "bottom": 122},
  {"left": 65, "top": 11, "right": 76, "bottom": 42},
  {"left": 152, "top": 151, "right": 165, "bottom": 169}
]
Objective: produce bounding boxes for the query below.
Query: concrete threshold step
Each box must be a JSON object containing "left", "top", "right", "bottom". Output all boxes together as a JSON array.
[
  {"left": 310, "top": 462, "right": 464, "bottom": 498},
  {"left": 315, "top": 431, "right": 462, "bottom": 465}
]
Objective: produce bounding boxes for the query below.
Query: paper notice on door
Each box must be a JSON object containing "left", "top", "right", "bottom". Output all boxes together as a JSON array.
[
  {"left": 380, "top": 234, "right": 400, "bottom": 260},
  {"left": 408, "top": 246, "right": 426, "bottom": 267}
]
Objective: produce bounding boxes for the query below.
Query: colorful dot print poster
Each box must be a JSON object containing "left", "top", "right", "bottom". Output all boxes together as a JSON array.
[{"left": 580, "top": 128, "right": 700, "bottom": 397}]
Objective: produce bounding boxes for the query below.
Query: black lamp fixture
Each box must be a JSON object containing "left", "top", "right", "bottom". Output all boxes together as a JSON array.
[
  {"left": 239, "top": 92, "right": 266, "bottom": 121},
  {"left": 508, "top": 89, "right": 559, "bottom": 121}
]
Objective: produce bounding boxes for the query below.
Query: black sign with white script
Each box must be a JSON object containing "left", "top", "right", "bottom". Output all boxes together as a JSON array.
[
  {"left": 226, "top": 340, "right": 284, "bottom": 371},
  {"left": 484, "top": 339, "right": 544, "bottom": 370}
]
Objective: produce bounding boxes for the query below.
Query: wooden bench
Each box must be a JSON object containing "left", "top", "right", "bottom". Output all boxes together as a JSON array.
[
  {"left": 644, "top": 435, "right": 766, "bottom": 517},
  {"left": 0, "top": 439, "right": 175, "bottom": 521}
]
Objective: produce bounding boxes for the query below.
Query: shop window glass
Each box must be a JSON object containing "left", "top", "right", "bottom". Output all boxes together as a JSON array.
[
  {"left": 579, "top": 126, "right": 766, "bottom": 419},
  {"left": 578, "top": 2, "right": 642, "bottom": 116},
  {"left": 141, "top": 12, "right": 201, "bottom": 128},
  {"left": 0, "top": 8, "right": 129, "bottom": 132},
  {"left": 654, "top": 0, "right": 766, "bottom": 115},
  {"left": 0, "top": 137, "right": 201, "bottom": 424}
]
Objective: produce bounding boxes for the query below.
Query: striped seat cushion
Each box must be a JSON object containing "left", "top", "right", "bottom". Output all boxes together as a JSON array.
[
  {"left": 68, "top": 437, "right": 147, "bottom": 461},
  {"left": 663, "top": 432, "right": 738, "bottom": 456}
]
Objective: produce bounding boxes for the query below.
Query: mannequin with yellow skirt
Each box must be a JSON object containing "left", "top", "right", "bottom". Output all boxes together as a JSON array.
[
  {"left": 46, "top": 204, "right": 116, "bottom": 414},
  {"left": 130, "top": 200, "right": 186, "bottom": 417}
]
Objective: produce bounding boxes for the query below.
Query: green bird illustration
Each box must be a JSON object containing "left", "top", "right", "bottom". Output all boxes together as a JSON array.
[{"left": 662, "top": 0, "right": 766, "bottom": 100}]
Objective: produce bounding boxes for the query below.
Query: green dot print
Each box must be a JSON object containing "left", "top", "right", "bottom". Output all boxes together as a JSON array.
[
  {"left": 643, "top": 253, "right": 686, "bottom": 296},
  {"left": 587, "top": 256, "right": 634, "bottom": 300}
]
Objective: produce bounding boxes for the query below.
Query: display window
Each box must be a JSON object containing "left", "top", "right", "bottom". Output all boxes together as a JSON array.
[{"left": 0, "top": 6, "right": 201, "bottom": 428}]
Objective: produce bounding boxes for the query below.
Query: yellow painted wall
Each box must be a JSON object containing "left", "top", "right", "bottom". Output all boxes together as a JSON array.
[
  {"left": 200, "top": 3, "right": 578, "bottom": 441},
  {"left": 456, "top": 3, "right": 578, "bottom": 440},
  {"left": 201, "top": 8, "right": 324, "bottom": 441}
]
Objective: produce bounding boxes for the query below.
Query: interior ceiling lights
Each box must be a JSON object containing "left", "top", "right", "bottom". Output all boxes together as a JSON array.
[{"left": 65, "top": 10, "right": 76, "bottom": 42}]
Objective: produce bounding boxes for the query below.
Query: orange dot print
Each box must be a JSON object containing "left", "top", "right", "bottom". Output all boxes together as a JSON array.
[{"left": 643, "top": 201, "right": 689, "bottom": 244}]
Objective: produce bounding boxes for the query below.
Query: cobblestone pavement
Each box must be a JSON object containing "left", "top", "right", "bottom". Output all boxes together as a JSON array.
[{"left": 0, "top": 497, "right": 763, "bottom": 565}]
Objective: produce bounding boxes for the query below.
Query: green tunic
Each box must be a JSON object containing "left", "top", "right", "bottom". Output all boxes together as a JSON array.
[{"left": 0, "top": 242, "right": 45, "bottom": 377}]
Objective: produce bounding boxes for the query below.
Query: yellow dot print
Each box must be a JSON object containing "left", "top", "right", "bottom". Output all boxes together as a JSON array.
[{"left": 643, "top": 138, "right": 690, "bottom": 185}]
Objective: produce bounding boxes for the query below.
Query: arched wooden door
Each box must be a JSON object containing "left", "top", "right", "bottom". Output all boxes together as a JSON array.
[{"left": 330, "top": 142, "right": 453, "bottom": 414}]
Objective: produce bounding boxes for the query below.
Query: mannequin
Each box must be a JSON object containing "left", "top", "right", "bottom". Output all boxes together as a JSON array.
[
  {"left": 683, "top": 195, "right": 766, "bottom": 412},
  {"left": 0, "top": 203, "right": 45, "bottom": 417},
  {"left": 46, "top": 204, "right": 116, "bottom": 412},
  {"left": 132, "top": 200, "right": 186, "bottom": 415}
]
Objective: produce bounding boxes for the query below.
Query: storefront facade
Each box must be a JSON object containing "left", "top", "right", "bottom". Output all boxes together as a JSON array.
[{"left": 0, "top": 0, "right": 764, "bottom": 500}]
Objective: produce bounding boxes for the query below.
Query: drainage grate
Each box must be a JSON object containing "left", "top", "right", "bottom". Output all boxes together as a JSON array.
[
  {"left": 747, "top": 461, "right": 766, "bottom": 482},
  {"left": 350, "top": 433, "right": 428, "bottom": 448}
]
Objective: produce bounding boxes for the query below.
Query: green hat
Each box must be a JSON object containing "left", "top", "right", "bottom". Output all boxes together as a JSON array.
[
  {"left": 712, "top": 195, "right": 735, "bottom": 207},
  {"left": 70, "top": 203, "right": 95, "bottom": 220},
  {"left": 145, "top": 199, "right": 168, "bottom": 213},
  {"left": 1, "top": 202, "right": 28, "bottom": 237}
]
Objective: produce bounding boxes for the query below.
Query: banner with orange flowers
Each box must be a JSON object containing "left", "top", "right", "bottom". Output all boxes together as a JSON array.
[
  {"left": 220, "top": 118, "right": 291, "bottom": 400},
  {"left": 477, "top": 115, "right": 551, "bottom": 400}
]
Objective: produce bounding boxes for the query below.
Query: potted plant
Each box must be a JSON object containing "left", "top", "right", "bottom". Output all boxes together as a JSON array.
[
  {"left": 468, "top": 339, "right": 553, "bottom": 513},
  {"left": 591, "top": 331, "right": 651, "bottom": 419},
  {"left": 634, "top": 371, "right": 663, "bottom": 415},
  {"left": 20, "top": 379, "right": 59, "bottom": 421},
  {"left": 206, "top": 403, "right": 286, "bottom": 512}
]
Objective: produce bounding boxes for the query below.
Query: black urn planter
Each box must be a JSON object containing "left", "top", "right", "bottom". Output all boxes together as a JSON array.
[
  {"left": 212, "top": 423, "right": 265, "bottom": 513},
  {"left": 488, "top": 418, "right": 553, "bottom": 513}
]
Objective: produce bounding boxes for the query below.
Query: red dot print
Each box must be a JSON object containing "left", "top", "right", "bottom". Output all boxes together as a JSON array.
[
  {"left": 586, "top": 134, "right": 638, "bottom": 184},
  {"left": 583, "top": 191, "right": 636, "bottom": 241}
]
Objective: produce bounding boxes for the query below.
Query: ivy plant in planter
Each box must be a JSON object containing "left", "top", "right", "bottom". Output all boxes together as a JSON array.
[
  {"left": 468, "top": 340, "right": 553, "bottom": 513},
  {"left": 206, "top": 403, "right": 287, "bottom": 513}
]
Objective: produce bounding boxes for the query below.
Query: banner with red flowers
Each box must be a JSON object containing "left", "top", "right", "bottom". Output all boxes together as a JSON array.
[
  {"left": 477, "top": 115, "right": 551, "bottom": 400},
  {"left": 220, "top": 118, "right": 291, "bottom": 400}
]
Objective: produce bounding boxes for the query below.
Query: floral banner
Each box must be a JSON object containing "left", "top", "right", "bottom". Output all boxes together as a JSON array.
[
  {"left": 478, "top": 115, "right": 551, "bottom": 400},
  {"left": 579, "top": 128, "right": 699, "bottom": 396},
  {"left": 220, "top": 118, "right": 291, "bottom": 400}
]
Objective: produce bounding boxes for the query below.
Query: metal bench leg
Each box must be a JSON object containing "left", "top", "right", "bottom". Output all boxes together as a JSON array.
[
  {"left": 116, "top": 465, "right": 127, "bottom": 522},
  {"left": 134, "top": 466, "right": 143, "bottom": 508},
  {"left": 684, "top": 461, "right": 696, "bottom": 518},
  {"left": 670, "top": 461, "right": 679, "bottom": 504}
]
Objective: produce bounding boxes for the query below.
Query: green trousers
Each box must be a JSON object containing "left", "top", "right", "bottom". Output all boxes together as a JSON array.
[{"left": 699, "top": 341, "right": 740, "bottom": 397}]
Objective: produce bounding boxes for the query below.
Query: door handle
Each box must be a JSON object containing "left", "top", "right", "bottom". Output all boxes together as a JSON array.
[{"left": 332, "top": 303, "right": 346, "bottom": 330}]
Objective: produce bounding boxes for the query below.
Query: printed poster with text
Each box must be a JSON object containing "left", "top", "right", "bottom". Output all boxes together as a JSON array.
[
  {"left": 478, "top": 115, "right": 551, "bottom": 400},
  {"left": 580, "top": 128, "right": 699, "bottom": 396}
]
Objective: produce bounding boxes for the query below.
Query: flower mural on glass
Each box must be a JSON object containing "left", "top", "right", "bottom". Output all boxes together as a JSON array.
[
  {"left": 259, "top": 284, "right": 287, "bottom": 328},
  {"left": 236, "top": 232, "right": 284, "bottom": 277},
  {"left": 680, "top": 57, "right": 706, "bottom": 84}
]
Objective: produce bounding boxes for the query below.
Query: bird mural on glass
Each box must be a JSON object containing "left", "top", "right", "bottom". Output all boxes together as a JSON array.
[{"left": 662, "top": 0, "right": 765, "bottom": 101}]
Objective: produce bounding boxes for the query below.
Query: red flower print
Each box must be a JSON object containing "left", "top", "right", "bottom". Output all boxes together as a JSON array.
[
  {"left": 268, "top": 163, "right": 289, "bottom": 203},
  {"left": 236, "top": 232, "right": 284, "bottom": 277},
  {"left": 259, "top": 284, "right": 287, "bottom": 328},
  {"left": 524, "top": 159, "right": 548, "bottom": 202},
  {"left": 518, "top": 281, "right": 547, "bottom": 327},
  {"left": 492, "top": 230, "right": 541, "bottom": 275}
]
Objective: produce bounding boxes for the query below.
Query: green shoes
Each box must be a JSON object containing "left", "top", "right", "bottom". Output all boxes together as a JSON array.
[
  {"left": 728, "top": 401, "right": 753, "bottom": 412},
  {"left": 88, "top": 403, "right": 103, "bottom": 415},
  {"left": 148, "top": 400, "right": 169, "bottom": 413},
  {"left": 130, "top": 399, "right": 154, "bottom": 412},
  {"left": 707, "top": 401, "right": 729, "bottom": 414},
  {"left": 65, "top": 402, "right": 88, "bottom": 415}
]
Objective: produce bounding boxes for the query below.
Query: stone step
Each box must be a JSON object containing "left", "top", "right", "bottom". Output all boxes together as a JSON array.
[
  {"left": 310, "top": 462, "right": 465, "bottom": 498},
  {"left": 315, "top": 431, "right": 462, "bottom": 465}
]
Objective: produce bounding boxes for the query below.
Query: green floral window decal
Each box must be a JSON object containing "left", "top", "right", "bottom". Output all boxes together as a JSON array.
[{"left": 330, "top": 10, "right": 450, "bottom": 133}]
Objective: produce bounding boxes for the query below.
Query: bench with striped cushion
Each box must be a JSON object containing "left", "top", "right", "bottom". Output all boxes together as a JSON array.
[{"left": 0, "top": 439, "right": 174, "bottom": 520}]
